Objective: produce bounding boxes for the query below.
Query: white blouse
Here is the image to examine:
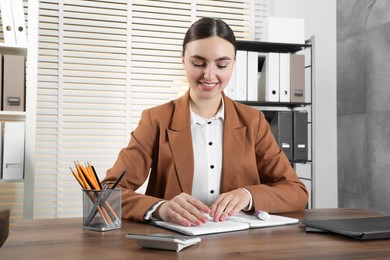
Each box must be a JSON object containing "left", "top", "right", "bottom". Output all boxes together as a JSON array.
[{"left": 190, "top": 102, "right": 224, "bottom": 206}]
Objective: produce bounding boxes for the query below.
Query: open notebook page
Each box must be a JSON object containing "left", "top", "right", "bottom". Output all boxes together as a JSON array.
[{"left": 151, "top": 212, "right": 298, "bottom": 236}]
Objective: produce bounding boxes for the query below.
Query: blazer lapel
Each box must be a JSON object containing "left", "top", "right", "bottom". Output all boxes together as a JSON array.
[
  {"left": 167, "top": 92, "right": 194, "bottom": 194},
  {"left": 221, "top": 95, "right": 246, "bottom": 191}
]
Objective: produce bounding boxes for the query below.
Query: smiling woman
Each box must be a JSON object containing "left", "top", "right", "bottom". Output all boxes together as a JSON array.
[
  {"left": 20, "top": 0, "right": 268, "bottom": 221},
  {"left": 102, "top": 17, "right": 308, "bottom": 228},
  {"left": 183, "top": 35, "right": 235, "bottom": 117}
]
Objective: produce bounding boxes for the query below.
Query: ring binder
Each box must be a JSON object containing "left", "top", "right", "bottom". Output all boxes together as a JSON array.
[{"left": 0, "top": 0, "right": 27, "bottom": 46}]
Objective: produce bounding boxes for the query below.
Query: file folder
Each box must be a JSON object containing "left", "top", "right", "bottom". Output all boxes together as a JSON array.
[
  {"left": 1, "top": 122, "right": 25, "bottom": 180},
  {"left": 0, "top": 0, "right": 26, "bottom": 46},
  {"left": 290, "top": 54, "right": 305, "bottom": 103},
  {"left": 302, "top": 216, "right": 390, "bottom": 240},
  {"left": 0, "top": 0, "right": 16, "bottom": 45},
  {"left": 293, "top": 111, "right": 308, "bottom": 161},
  {"left": 258, "top": 53, "right": 280, "bottom": 102},
  {"left": 279, "top": 53, "right": 290, "bottom": 102},
  {"left": 294, "top": 163, "right": 312, "bottom": 208},
  {"left": 235, "top": 50, "right": 247, "bottom": 101},
  {"left": 247, "top": 51, "right": 259, "bottom": 101},
  {"left": 11, "top": 0, "right": 27, "bottom": 46},
  {"left": 264, "top": 111, "right": 293, "bottom": 160},
  {"left": 3, "top": 55, "right": 25, "bottom": 111},
  {"left": 294, "top": 162, "right": 311, "bottom": 180},
  {"left": 225, "top": 66, "right": 236, "bottom": 100}
]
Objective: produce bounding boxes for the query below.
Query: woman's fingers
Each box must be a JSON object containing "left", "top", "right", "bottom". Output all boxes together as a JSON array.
[
  {"left": 210, "top": 188, "right": 250, "bottom": 221},
  {"left": 157, "top": 193, "right": 210, "bottom": 226}
]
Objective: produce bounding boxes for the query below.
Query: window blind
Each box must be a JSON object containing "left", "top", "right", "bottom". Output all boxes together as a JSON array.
[
  {"left": 34, "top": 0, "right": 255, "bottom": 218},
  {"left": 254, "top": 0, "right": 271, "bottom": 40},
  {"left": 36, "top": 0, "right": 130, "bottom": 218}
]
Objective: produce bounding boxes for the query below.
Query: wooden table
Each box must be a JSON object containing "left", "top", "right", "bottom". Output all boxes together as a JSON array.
[{"left": 1, "top": 208, "right": 390, "bottom": 259}]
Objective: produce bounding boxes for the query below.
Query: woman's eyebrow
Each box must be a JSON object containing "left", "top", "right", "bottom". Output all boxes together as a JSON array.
[{"left": 190, "top": 55, "right": 232, "bottom": 61}]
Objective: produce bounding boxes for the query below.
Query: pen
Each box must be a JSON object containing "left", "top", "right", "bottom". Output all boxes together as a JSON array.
[
  {"left": 85, "top": 183, "right": 109, "bottom": 226},
  {"left": 111, "top": 170, "right": 126, "bottom": 189},
  {"left": 90, "top": 164, "right": 102, "bottom": 190}
]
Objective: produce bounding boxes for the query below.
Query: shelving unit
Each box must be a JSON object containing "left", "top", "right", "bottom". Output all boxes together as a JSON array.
[
  {"left": 0, "top": 0, "right": 38, "bottom": 221},
  {"left": 0, "top": 0, "right": 29, "bottom": 182},
  {"left": 0, "top": 46, "right": 27, "bottom": 228},
  {"left": 0, "top": 45, "right": 27, "bottom": 170},
  {"left": 235, "top": 37, "right": 315, "bottom": 208}
]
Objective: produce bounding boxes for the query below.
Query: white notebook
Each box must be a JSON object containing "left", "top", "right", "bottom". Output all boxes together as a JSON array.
[{"left": 151, "top": 212, "right": 298, "bottom": 236}]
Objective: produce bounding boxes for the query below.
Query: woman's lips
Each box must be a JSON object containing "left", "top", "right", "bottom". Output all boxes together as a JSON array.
[{"left": 200, "top": 82, "right": 218, "bottom": 89}]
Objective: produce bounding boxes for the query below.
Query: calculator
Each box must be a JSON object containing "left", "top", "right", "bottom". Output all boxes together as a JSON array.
[{"left": 126, "top": 233, "right": 201, "bottom": 252}]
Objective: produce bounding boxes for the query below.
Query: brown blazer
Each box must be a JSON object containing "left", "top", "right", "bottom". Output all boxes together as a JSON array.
[{"left": 103, "top": 92, "right": 308, "bottom": 221}]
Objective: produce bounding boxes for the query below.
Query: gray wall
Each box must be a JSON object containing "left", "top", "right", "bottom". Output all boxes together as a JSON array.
[{"left": 337, "top": 0, "right": 390, "bottom": 214}]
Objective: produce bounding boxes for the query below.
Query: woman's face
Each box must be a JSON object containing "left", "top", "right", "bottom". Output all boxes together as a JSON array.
[{"left": 182, "top": 36, "right": 235, "bottom": 101}]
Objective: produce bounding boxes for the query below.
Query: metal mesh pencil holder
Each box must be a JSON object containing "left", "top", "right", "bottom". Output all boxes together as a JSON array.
[{"left": 82, "top": 188, "right": 122, "bottom": 231}]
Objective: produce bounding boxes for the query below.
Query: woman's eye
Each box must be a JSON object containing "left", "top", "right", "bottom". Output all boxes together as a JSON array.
[
  {"left": 217, "top": 64, "right": 228, "bottom": 69},
  {"left": 193, "top": 62, "right": 205, "bottom": 67}
]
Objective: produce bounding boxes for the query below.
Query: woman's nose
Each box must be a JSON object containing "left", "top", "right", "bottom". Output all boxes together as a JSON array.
[{"left": 203, "top": 65, "right": 216, "bottom": 80}]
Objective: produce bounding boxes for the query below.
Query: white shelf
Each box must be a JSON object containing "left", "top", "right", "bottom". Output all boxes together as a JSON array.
[
  {"left": 0, "top": 44, "right": 27, "bottom": 56},
  {"left": 0, "top": 111, "right": 26, "bottom": 116},
  {"left": 0, "top": 111, "right": 26, "bottom": 121},
  {"left": 0, "top": 179, "right": 24, "bottom": 183}
]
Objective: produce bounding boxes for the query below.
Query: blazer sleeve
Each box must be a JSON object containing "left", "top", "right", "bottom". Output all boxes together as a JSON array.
[
  {"left": 244, "top": 111, "right": 309, "bottom": 213},
  {"left": 102, "top": 109, "right": 162, "bottom": 221}
]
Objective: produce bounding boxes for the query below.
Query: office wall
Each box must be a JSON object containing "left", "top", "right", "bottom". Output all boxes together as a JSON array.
[
  {"left": 272, "top": 0, "right": 338, "bottom": 208},
  {"left": 337, "top": 0, "right": 390, "bottom": 214}
]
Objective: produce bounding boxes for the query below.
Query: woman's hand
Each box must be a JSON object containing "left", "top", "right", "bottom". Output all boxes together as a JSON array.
[
  {"left": 210, "top": 188, "right": 250, "bottom": 221},
  {"left": 153, "top": 192, "right": 210, "bottom": 227}
]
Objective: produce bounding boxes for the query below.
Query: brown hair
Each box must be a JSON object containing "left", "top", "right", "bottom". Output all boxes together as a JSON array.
[{"left": 182, "top": 17, "right": 237, "bottom": 56}]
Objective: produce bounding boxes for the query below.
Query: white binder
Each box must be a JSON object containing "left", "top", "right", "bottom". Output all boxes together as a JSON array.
[
  {"left": 11, "top": 0, "right": 27, "bottom": 46},
  {"left": 0, "top": 0, "right": 16, "bottom": 45},
  {"left": 247, "top": 51, "right": 259, "bottom": 101},
  {"left": 235, "top": 50, "right": 247, "bottom": 101},
  {"left": 224, "top": 63, "right": 236, "bottom": 100},
  {"left": 279, "top": 53, "right": 291, "bottom": 102},
  {"left": 0, "top": 0, "right": 26, "bottom": 46},
  {"left": 1, "top": 122, "right": 25, "bottom": 180},
  {"left": 258, "top": 52, "right": 280, "bottom": 102}
]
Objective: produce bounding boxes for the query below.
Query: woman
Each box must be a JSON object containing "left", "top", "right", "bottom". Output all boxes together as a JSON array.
[{"left": 103, "top": 17, "right": 308, "bottom": 227}]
